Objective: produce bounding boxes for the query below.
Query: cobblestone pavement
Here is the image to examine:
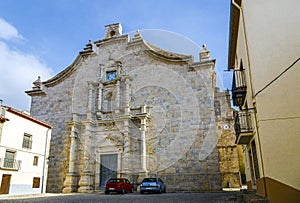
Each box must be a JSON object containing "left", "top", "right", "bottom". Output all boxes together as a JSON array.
[{"left": 0, "top": 192, "right": 239, "bottom": 203}]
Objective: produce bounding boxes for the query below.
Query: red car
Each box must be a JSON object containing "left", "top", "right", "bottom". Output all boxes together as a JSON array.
[{"left": 104, "top": 178, "right": 133, "bottom": 194}]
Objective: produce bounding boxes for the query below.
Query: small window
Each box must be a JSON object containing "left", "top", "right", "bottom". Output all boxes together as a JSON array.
[
  {"left": 32, "top": 177, "right": 40, "bottom": 188},
  {"left": 22, "top": 133, "right": 32, "bottom": 149},
  {"left": 33, "top": 156, "right": 38, "bottom": 166},
  {"left": 214, "top": 100, "right": 221, "bottom": 116},
  {"left": 106, "top": 71, "right": 117, "bottom": 81}
]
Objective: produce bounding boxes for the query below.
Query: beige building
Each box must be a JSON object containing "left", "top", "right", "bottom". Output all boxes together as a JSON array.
[
  {"left": 228, "top": 0, "right": 300, "bottom": 202},
  {"left": 25, "top": 23, "right": 234, "bottom": 193},
  {"left": 0, "top": 102, "right": 52, "bottom": 195}
]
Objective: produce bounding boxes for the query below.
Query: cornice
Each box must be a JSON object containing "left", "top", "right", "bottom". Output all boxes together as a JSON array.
[
  {"left": 94, "top": 35, "right": 129, "bottom": 47},
  {"left": 228, "top": 0, "right": 241, "bottom": 70},
  {"left": 42, "top": 55, "right": 83, "bottom": 87},
  {"left": 189, "top": 59, "right": 216, "bottom": 71}
]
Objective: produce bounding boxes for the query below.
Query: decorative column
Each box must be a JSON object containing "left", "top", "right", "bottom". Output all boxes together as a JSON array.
[
  {"left": 121, "top": 119, "right": 131, "bottom": 175},
  {"left": 139, "top": 105, "right": 148, "bottom": 173},
  {"left": 140, "top": 118, "right": 147, "bottom": 171},
  {"left": 98, "top": 83, "right": 103, "bottom": 111},
  {"left": 78, "top": 120, "right": 95, "bottom": 192},
  {"left": 119, "top": 76, "right": 131, "bottom": 176},
  {"left": 115, "top": 80, "right": 120, "bottom": 114},
  {"left": 63, "top": 123, "right": 78, "bottom": 193},
  {"left": 87, "top": 82, "right": 94, "bottom": 120},
  {"left": 124, "top": 76, "right": 130, "bottom": 115},
  {"left": 135, "top": 105, "right": 150, "bottom": 183},
  {"left": 96, "top": 83, "right": 103, "bottom": 119}
]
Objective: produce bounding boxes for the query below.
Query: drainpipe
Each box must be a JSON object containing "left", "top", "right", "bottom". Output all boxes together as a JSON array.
[
  {"left": 232, "top": 0, "right": 267, "bottom": 197},
  {"left": 41, "top": 128, "right": 51, "bottom": 193}
]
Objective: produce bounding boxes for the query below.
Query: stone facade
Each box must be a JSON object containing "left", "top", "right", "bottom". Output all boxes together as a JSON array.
[
  {"left": 26, "top": 23, "right": 225, "bottom": 193},
  {"left": 214, "top": 88, "right": 240, "bottom": 188}
]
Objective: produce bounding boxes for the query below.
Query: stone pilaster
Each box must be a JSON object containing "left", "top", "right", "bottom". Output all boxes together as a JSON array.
[
  {"left": 78, "top": 120, "right": 95, "bottom": 192},
  {"left": 115, "top": 80, "right": 120, "bottom": 114},
  {"left": 63, "top": 123, "right": 79, "bottom": 193},
  {"left": 139, "top": 105, "right": 148, "bottom": 173},
  {"left": 96, "top": 83, "right": 103, "bottom": 119},
  {"left": 121, "top": 118, "right": 131, "bottom": 175},
  {"left": 87, "top": 82, "right": 95, "bottom": 120},
  {"left": 124, "top": 76, "right": 130, "bottom": 115}
]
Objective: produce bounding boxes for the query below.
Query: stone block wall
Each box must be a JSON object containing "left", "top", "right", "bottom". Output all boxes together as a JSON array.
[
  {"left": 29, "top": 71, "right": 78, "bottom": 192},
  {"left": 215, "top": 89, "right": 241, "bottom": 188},
  {"left": 26, "top": 25, "right": 227, "bottom": 192}
]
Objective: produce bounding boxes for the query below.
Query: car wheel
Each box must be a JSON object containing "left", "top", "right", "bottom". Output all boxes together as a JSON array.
[
  {"left": 105, "top": 191, "right": 109, "bottom": 195},
  {"left": 130, "top": 188, "right": 133, "bottom": 193},
  {"left": 158, "top": 187, "right": 162, "bottom": 194}
]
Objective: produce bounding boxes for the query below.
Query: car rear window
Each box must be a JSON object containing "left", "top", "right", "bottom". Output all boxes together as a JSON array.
[
  {"left": 142, "top": 178, "right": 156, "bottom": 182},
  {"left": 108, "top": 179, "right": 121, "bottom": 183}
]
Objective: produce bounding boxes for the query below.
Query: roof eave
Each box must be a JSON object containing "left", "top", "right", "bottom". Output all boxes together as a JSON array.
[{"left": 228, "top": 0, "right": 241, "bottom": 70}]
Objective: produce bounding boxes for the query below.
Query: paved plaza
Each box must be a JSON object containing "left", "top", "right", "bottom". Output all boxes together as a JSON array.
[{"left": 0, "top": 191, "right": 269, "bottom": 203}]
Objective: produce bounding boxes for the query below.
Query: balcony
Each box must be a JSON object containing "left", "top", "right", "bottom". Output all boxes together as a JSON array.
[
  {"left": 232, "top": 70, "right": 247, "bottom": 107},
  {"left": 0, "top": 158, "right": 22, "bottom": 170},
  {"left": 234, "top": 110, "right": 254, "bottom": 144}
]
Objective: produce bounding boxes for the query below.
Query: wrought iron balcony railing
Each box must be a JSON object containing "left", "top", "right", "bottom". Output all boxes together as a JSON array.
[
  {"left": 0, "top": 158, "right": 22, "bottom": 170},
  {"left": 232, "top": 69, "right": 247, "bottom": 107},
  {"left": 234, "top": 110, "right": 254, "bottom": 144}
]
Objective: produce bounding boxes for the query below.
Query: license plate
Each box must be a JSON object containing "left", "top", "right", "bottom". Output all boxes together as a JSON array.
[
  {"left": 146, "top": 187, "right": 152, "bottom": 190},
  {"left": 109, "top": 188, "right": 115, "bottom": 190}
]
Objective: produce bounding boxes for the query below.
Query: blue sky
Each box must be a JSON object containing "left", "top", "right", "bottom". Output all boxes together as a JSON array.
[{"left": 0, "top": 0, "right": 231, "bottom": 110}]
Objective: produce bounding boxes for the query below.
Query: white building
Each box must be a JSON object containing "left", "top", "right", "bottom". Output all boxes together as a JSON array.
[{"left": 0, "top": 103, "right": 51, "bottom": 195}]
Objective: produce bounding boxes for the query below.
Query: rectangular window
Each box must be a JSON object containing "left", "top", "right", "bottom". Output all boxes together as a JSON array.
[
  {"left": 4, "top": 151, "right": 15, "bottom": 168},
  {"left": 22, "top": 133, "right": 32, "bottom": 149},
  {"left": 32, "top": 177, "right": 40, "bottom": 188},
  {"left": 33, "top": 156, "right": 38, "bottom": 166}
]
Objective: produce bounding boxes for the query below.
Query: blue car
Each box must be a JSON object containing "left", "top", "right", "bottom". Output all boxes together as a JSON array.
[{"left": 140, "top": 178, "right": 167, "bottom": 194}]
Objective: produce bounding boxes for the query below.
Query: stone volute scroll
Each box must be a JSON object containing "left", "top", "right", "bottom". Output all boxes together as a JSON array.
[{"left": 25, "top": 76, "right": 46, "bottom": 96}]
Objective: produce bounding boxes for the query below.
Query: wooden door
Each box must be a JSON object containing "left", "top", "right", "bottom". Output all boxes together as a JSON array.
[{"left": 0, "top": 174, "right": 11, "bottom": 194}]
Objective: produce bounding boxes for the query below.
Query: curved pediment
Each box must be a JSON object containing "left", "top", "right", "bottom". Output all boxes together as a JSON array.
[
  {"left": 42, "top": 55, "right": 83, "bottom": 87},
  {"left": 27, "top": 26, "right": 202, "bottom": 95},
  {"left": 144, "top": 42, "right": 194, "bottom": 64}
]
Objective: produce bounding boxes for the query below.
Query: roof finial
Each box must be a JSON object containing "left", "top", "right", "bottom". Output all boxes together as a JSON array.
[
  {"left": 132, "top": 29, "right": 142, "bottom": 41},
  {"left": 199, "top": 44, "right": 210, "bottom": 61},
  {"left": 33, "top": 76, "right": 42, "bottom": 90}
]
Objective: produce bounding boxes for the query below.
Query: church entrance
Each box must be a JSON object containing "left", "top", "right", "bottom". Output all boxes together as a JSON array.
[{"left": 99, "top": 154, "right": 118, "bottom": 189}]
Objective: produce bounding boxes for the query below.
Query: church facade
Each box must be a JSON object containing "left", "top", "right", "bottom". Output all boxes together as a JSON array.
[{"left": 26, "top": 23, "right": 226, "bottom": 193}]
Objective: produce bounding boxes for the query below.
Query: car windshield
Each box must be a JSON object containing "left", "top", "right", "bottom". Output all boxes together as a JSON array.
[
  {"left": 108, "top": 179, "right": 121, "bottom": 183},
  {"left": 142, "top": 178, "right": 157, "bottom": 182}
]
